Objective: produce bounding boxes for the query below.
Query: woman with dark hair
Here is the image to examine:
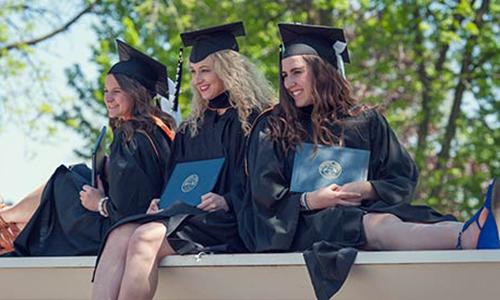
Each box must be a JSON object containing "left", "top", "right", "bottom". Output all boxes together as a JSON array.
[
  {"left": 239, "top": 23, "right": 499, "bottom": 299},
  {"left": 0, "top": 40, "right": 175, "bottom": 256},
  {"left": 91, "top": 22, "right": 275, "bottom": 300}
]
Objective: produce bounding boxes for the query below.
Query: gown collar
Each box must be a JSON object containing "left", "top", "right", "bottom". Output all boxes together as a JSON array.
[
  {"left": 296, "top": 105, "right": 313, "bottom": 120},
  {"left": 208, "top": 91, "right": 231, "bottom": 110}
]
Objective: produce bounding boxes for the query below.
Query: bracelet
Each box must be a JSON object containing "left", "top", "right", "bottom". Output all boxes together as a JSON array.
[
  {"left": 304, "top": 192, "right": 311, "bottom": 210},
  {"left": 98, "top": 197, "right": 109, "bottom": 218},
  {"left": 299, "top": 192, "right": 311, "bottom": 210}
]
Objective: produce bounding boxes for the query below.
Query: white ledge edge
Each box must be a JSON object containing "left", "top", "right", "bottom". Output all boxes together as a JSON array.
[{"left": 1, "top": 250, "right": 500, "bottom": 269}]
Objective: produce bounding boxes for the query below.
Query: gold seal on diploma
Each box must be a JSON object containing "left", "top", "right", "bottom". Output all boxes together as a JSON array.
[
  {"left": 318, "top": 160, "right": 342, "bottom": 179},
  {"left": 181, "top": 174, "right": 199, "bottom": 193}
]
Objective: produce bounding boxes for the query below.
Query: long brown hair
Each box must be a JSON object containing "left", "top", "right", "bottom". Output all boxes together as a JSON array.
[
  {"left": 109, "top": 73, "right": 176, "bottom": 141},
  {"left": 267, "top": 54, "right": 365, "bottom": 152}
]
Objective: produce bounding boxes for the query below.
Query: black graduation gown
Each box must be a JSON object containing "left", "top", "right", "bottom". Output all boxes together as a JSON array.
[
  {"left": 99, "top": 95, "right": 250, "bottom": 255},
  {"left": 12, "top": 124, "right": 171, "bottom": 256},
  {"left": 238, "top": 107, "right": 455, "bottom": 299}
]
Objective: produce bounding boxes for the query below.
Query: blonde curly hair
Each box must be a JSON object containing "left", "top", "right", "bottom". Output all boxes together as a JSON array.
[{"left": 184, "top": 50, "right": 276, "bottom": 136}]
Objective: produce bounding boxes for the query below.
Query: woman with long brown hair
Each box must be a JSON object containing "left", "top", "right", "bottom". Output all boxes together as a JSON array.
[
  {"left": 239, "top": 23, "right": 499, "bottom": 299},
  {"left": 91, "top": 22, "right": 275, "bottom": 300},
  {"left": 0, "top": 40, "right": 175, "bottom": 256}
]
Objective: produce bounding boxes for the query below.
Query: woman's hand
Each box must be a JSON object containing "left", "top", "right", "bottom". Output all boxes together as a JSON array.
[
  {"left": 146, "top": 198, "right": 163, "bottom": 215},
  {"left": 80, "top": 176, "right": 105, "bottom": 212},
  {"left": 197, "top": 192, "right": 229, "bottom": 212},
  {"left": 338, "top": 181, "right": 378, "bottom": 201},
  {"left": 307, "top": 183, "right": 363, "bottom": 210}
]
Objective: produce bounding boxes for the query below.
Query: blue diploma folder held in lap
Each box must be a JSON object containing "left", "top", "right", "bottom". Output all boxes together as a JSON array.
[
  {"left": 290, "top": 143, "right": 370, "bottom": 192},
  {"left": 159, "top": 157, "right": 225, "bottom": 209}
]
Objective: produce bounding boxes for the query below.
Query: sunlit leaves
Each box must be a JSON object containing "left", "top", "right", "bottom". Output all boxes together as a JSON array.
[{"left": 2, "top": 0, "right": 495, "bottom": 218}]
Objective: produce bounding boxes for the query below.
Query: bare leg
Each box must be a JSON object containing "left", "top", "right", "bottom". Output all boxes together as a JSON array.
[
  {"left": 117, "top": 222, "right": 175, "bottom": 300},
  {"left": 362, "top": 213, "right": 482, "bottom": 250},
  {"left": 0, "top": 183, "right": 46, "bottom": 225},
  {"left": 91, "top": 223, "right": 141, "bottom": 300}
]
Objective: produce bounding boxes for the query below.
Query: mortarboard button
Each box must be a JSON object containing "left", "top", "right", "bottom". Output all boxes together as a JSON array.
[{"left": 180, "top": 21, "right": 245, "bottom": 63}]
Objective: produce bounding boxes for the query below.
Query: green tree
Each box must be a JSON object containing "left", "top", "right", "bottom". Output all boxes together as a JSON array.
[
  {"left": 15, "top": 0, "right": 500, "bottom": 218},
  {"left": 0, "top": 0, "right": 99, "bottom": 134}
]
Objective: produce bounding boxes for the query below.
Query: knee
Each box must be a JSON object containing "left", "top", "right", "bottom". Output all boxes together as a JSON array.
[
  {"left": 127, "top": 222, "right": 167, "bottom": 257},
  {"left": 363, "top": 213, "right": 401, "bottom": 228},
  {"left": 363, "top": 213, "right": 402, "bottom": 250},
  {"left": 105, "top": 223, "right": 137, "bottom": 248}
]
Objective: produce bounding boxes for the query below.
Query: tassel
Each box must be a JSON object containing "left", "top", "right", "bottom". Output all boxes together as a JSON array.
[
  {"left": 278, "top": 44, "right": 283, "bottom": 100},
  {"left": 332, "top": 41, "right": 347, "bottom": 79},
  {"left": 172, "top": 47, "right": 183, "bottom": 112}
]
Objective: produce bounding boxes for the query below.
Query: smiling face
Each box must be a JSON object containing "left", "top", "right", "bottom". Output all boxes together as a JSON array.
[
  {"left": 189, "top": 55, "right": 225, "bottom": 101},
  {"left": 281, "top": 55, "right": 314, "bottom": 108},
  {"left": 104, "top": 74, "right": 134, "bottom": 120}
]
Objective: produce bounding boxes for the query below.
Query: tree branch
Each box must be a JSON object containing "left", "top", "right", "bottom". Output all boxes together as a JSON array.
[
  {"left": 470, "top": 49, "right": 498, "bottom": 72},
  {"left": 414, "top": 4, "right": 432, "bottom": 167},
  {"left": 415, "top": 0, "right": 467, "bottom": 165},
  {"left": 1, "top": 1, "right": 100, "bottom": 52},
  {"left": 430, "top": 0, "right": 491, "bottom": 198},
  {"left": 436, "top": 0, "right": 490, "bottom": 165}
]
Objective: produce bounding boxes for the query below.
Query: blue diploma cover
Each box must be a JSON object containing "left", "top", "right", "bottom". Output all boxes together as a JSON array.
[
  {"left": 290, "top": 143, "right": 370, "bottom": 192},
  {"left": 91, "top": 126, "right": 107, "bottom": 188},
  {"left": 159, "top": 157, "right": 225, "bottom": 208}
]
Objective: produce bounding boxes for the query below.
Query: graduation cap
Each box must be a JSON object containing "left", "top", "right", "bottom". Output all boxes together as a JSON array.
[
  {"left": 108, "top": 39, "right": 169, "bottom": 98},
  {"left": 180, "top": 21, "right": 245, "bottom": 63},
  {"left": 278, "top": 23, "right": 350, "bottom": 77}
]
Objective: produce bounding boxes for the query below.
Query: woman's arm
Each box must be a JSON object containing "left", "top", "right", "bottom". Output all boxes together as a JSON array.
[
  {"left": 245, "top": 117, "right": 302, "bottom": 251},
  {"left": 367, "top": 110, "right": 418, "bottom": 205},
  {"left": 79, "top": 176, "right": 106, "bottom": 213}
]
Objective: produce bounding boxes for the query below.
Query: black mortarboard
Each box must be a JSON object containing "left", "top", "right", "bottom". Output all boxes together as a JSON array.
[
  {"left": 180, "top": 21, "right": 245, "bottom": 63},
  {"left": 108, "top": 40, "right": 169, "bottom": 98},
  {"left": 278, "top": 23, "right": 350, "bottom": 76}
]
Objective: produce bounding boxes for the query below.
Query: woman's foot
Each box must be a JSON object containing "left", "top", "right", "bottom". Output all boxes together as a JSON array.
[
  {"left": 492, "top": 178, "right": 500, "bottom": 238},
  {"left": 460, "top": 208, "right": 488, "bottom": 249},
  {"left": 0, "top": 196, "right": 21, "bottom": 254},
  {"left": 459, "top": 178, "right": 500, "bottom": 249},
  {"left": 0, "top": 214, "right": 20, "bottom": 254},
  {"left": 0, "top": 194, "right": 7, "bottom": 210}
]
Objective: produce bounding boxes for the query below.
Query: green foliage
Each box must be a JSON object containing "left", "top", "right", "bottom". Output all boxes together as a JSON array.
[
  {"left": 3, "top": 0, "right": 499, "bottom": 218},
  {"left": 0, "top": 1, "right": 95, "bottom": 140}
]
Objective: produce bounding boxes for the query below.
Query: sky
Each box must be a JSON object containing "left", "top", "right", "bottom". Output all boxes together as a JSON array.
[{"left": 0, "top": 12, "right": 98, "bottom": 204}]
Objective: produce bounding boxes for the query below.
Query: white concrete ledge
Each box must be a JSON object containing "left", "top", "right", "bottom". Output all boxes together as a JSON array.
[
  {"left": 1, "top": 251, "right": 500, "bottom": 299},
  {"left": 1, "top": 250, "right": 500, "bottom": 268}
]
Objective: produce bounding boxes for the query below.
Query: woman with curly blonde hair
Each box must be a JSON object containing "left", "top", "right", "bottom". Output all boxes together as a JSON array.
[
  {"left": 92, "top": 22, "right": 275, "bottom": 300},
  {"left": 185, "top": 49, "right": 274, "bottom": 137}
]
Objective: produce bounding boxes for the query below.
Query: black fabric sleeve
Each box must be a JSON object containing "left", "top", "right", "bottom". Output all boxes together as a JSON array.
[
  {"left": 246, "top": 118, "right": 301, "bottom": 252},
  {"left": 368, "top": 110, "right": 418, "bottom": 205},
  {"left": 106, "top": 130, "right": 168, "bottom": 224},
  {"left": 221, "top": 114, "right": 254, "bottom": 212}
]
